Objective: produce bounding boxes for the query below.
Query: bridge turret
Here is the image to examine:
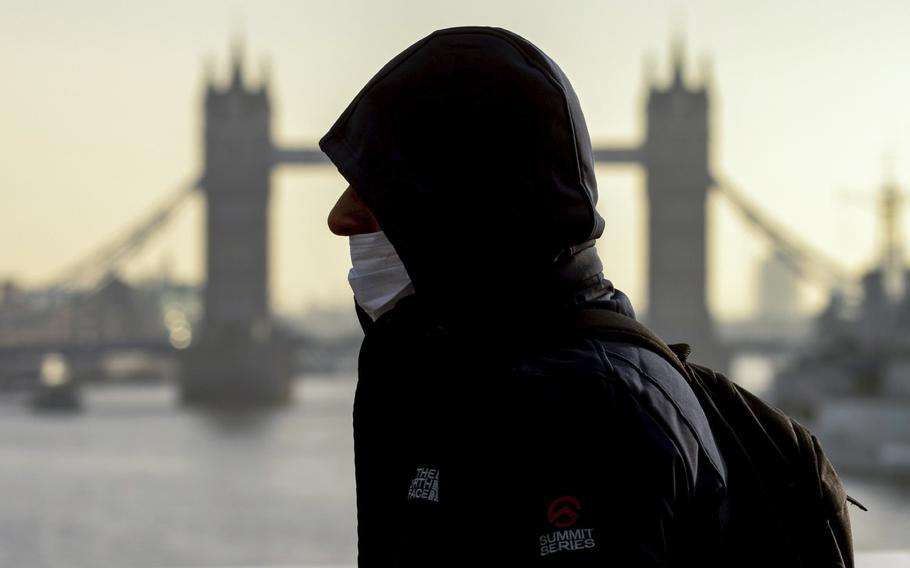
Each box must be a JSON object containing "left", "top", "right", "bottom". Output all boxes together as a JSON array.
[
  {"left": 182, "top": 40, "right": 290, "bottom": 405},
  {"left": 643, "top": 38, "right": 726, "bottom": 370}
]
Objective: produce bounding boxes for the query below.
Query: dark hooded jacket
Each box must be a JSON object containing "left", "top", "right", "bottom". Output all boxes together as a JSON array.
[{"left": 321, "top": 27, "right": 727, "bottom": 566}]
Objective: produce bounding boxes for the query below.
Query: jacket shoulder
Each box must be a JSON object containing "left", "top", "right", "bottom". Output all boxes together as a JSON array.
[{"left": 512, "top": 336, "right": 726, "bottom": 492}]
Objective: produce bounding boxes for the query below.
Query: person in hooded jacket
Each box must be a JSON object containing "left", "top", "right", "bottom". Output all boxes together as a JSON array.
[{"left": 323, "top": 26, "right": 728, "bottom": 567}]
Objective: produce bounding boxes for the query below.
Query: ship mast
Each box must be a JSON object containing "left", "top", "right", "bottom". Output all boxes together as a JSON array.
[{"left": 879, "top": 161, "right": 905, "bottom": 302}]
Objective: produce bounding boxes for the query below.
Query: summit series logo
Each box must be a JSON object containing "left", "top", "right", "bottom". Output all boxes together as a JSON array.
[
  {"left": 539, "top": 495, "right": 596, "bottom": 557},
  {"left": 547, "top": 495, "right": 581, "bottom": 528}
]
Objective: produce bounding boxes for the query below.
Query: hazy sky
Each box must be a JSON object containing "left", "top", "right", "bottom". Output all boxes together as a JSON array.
[{"left": 3, "top": 0, "right": 910, "bottom": 319}]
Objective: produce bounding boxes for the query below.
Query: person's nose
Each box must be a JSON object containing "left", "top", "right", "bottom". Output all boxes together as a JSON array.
[{"left": 328, "top": 185, "right": 381, "bottom": 236}]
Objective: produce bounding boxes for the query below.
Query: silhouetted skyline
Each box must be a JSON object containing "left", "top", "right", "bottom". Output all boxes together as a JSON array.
[{"left": 3, "top": 0, "right": 910, "bottom": 318}]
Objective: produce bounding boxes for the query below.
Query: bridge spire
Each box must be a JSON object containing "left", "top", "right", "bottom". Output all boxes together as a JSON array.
[
  {"left": 670, "top": 34, "right": 686, "bottom": 88},
  {"left": 259, "top": 55, "right": 272, "bottom": 94},
  {"left": 668, "top": 8, "right": 689, "bottom": 88},
  {"left": 229, "top": 35, "right": 245, "bottom": 89},
  {"left": 642, "top": 52, "right": 657, "bottom": 87},
  {"left": 700, "top": 53, "right": 714, "bottom": 89},
  {"left": 202, "top": 55, "right": 216, "bottom": 95}
]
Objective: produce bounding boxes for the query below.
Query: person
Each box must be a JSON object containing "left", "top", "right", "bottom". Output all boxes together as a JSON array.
[{"left": 323, "top": 26, "right": 727, "bottom": 566}]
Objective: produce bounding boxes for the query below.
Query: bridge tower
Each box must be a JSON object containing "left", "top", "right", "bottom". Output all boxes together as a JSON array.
[
  {"left": 180, "top": 43, "right": 290, "bottom": 404},
  {"left": 642, "top": 43, "right": 727, "bottom": 369}
]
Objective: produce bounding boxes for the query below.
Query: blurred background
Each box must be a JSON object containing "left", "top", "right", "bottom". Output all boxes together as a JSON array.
[{"left": 2, "top": 0, "right": 910, "bottom": 566}]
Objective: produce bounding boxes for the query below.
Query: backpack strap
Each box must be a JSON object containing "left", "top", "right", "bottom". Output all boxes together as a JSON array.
[
  {"left": 567, "top": 307, "right": 692, "bottom": 380},
  {"left": 568, "top": 308, "right": 767, "bottom": 467}
]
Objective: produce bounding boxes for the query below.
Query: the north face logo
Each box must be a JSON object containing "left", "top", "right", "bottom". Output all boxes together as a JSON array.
[{"left": 406, "top": 466, "right": 439, "bottom": 502}]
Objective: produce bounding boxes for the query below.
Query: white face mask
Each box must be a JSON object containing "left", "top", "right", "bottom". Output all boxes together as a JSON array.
[{"left": 347, "top": 230, "right": 415, "bottom": 321}]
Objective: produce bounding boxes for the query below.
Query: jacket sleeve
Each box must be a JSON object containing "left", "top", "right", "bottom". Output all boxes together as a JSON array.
[{"left": 595, "top": 378, "right": 726, "bottom": 566}]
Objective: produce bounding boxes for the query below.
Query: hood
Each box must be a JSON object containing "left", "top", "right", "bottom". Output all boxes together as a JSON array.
[{"left": 321, "top": 26, "right": 606, "bottom": 329}]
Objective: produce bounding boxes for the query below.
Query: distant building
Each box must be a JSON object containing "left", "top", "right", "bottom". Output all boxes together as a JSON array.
[
  {"left": 757, "top": 251, "right": 801, "bottom": 321},
  {"left": 0, "top": 277, "right": 199, "bottom": 347},
  {"left": 0, "top": 280, "right": 21, "bottom": 306}
]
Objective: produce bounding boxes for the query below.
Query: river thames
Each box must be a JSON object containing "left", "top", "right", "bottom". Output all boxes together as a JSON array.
[{"left": 0, "top": 375, "right": 907, "bottom": 567}]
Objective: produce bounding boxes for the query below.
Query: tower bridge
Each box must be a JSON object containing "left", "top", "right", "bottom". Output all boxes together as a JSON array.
[{"left": 3, "top": 40, "right": 850, "bottom": 404}]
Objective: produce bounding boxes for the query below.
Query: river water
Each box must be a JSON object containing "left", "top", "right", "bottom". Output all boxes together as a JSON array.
[{"left": 0, "top": 375, "right": 906, "bottom": 568}]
